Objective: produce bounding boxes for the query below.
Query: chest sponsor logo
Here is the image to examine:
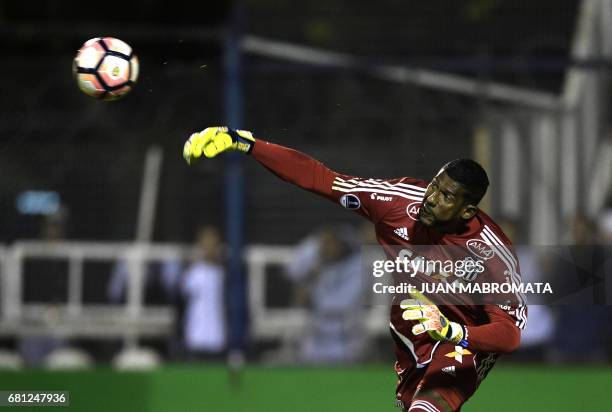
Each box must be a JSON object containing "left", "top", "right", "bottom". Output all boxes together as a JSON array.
[
  {"left": 370, "top": 192, "right": 393, "bottom": 201},
  {"left": 340, "top": 194, "right": 361, "bottom": 210},
  {"left": 466, "top": 239, "right": 495, "bottom": 260},
  {"left": 406, "top": 201, "right": 421, "bottom": 221}
]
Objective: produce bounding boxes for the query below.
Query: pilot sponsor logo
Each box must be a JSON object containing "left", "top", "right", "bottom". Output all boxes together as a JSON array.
[{"left": 370, "top": 193, "right": 393, "bottom": 201}]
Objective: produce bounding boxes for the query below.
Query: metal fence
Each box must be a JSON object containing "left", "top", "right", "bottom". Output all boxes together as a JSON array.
[{"left": 0, "top": 241, "right": 387, "bottom": 341}]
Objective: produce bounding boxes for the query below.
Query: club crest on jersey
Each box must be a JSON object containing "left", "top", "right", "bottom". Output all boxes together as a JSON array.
[
  {"left": 466, "top": 239, "right": 494, "bottom": 260},
  {"left": 406, "top": 201, "right": 421, "bottom": 221},
  {"left": 445, "top": 346, "right": 472, "bottom": 364},
  {"left": 340, "top": 194, "right": 361, "bottom": 210}
]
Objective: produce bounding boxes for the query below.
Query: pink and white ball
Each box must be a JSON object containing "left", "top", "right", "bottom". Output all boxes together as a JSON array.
[{"left": 73, "top": 37, "right": 139, "bottom": 101}]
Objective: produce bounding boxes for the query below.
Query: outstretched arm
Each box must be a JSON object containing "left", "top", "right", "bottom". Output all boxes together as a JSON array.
[
  {"left": 183, "top": 126, "right": 336, "bottom": 198},
  {"left": 250, "top": 140, "right": 337, "bottom": 199},
  {"left": 183, "top": 126, "right": 399, "bottom": 223}
]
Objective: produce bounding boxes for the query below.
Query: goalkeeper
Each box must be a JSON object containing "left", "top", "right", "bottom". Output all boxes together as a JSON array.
[{"left": 183, "top": 127, "right": 527, "bottom": 412}]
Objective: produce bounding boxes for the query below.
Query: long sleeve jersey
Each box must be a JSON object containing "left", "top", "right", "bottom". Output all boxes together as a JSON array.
[{"left": 251, "top": 140, "right": 526, "bottom": 370}]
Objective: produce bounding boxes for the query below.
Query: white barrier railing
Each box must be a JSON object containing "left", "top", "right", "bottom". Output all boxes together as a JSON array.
[
  {"left": 0, "top": 242, "right": 388, "bottom": 340},
  {"left": 0, "top": 241, "right": 190, "bottom": 339},
  {"left": 246, "top": 245, "right": 388, "bottom": 339},
  {"left": 247, "top": 245, "right": 306, "bottom": 339}
]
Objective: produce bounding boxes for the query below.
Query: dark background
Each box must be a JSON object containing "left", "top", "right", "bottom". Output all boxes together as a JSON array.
[{"left": 0, "top": 0, "right": 578, "bottom": 244}]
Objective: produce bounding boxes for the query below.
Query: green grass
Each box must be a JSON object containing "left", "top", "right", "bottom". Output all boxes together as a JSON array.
[{"left": 0, "top": 364, "right": 610, "bottom": 411}]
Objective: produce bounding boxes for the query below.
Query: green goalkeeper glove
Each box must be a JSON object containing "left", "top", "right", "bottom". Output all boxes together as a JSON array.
[
  {"left": 183, "top": 126, "right": 256, "bottom": 164},
  {"left": 400, "top": 291, "right": 467, "bottom": 347}
]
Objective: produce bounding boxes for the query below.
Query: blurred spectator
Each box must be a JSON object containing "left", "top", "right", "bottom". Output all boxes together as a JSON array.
[
  {"left": 597, "top": 210, "right": 612, "bottom": 305},
  {"left": 597, "top": 210, "right": 612, "bottom": 359},
  {"left": 179, "top": 226, "right": 227, "bottom": 361},
  {"left": 107, "top": 260, "right": 181, "bottom": 305},
  {"left": 546, "top": 215, "right": 610, "bottom": 363},
  {"left": 18, "top": 207, "right": 69, "bottom": 367},
  {"left": 107, "top": 258, "right": 183, "bottom": 360},
  {"left": 41, "top": 206, "right": 68, "bottom": 240},
  {"left": 106, "top": 242, "right": 184, "bottom": 362},
  {"left": 285, "top": 225, "right": 366, "bottom": 364},
  {"left": 498, "top": 218, "right": 554, "bottom": 361}
]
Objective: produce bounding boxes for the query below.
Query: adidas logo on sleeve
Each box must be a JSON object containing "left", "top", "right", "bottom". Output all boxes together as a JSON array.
[{"left": 394, "top": 227, "right": 409, "bottom": 241}]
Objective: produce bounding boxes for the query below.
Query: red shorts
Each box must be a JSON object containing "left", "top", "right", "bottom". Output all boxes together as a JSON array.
[{"left": 394, "top": 342, "right": 494, "bottom": 412}]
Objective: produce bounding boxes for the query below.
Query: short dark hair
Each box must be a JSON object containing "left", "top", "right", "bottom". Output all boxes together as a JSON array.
[{"left": 443, "top": 159, "right": 489, "bottom": 205}]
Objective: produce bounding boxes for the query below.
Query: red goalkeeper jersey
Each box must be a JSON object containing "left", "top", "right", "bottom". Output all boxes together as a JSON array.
[{"left": 252, "top": 140, "right": 527, "bottom": 370}]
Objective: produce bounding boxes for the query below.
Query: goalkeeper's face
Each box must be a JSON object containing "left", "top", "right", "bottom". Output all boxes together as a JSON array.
[{"left": 419, "top": 171, "right": 476, "bottom": 228}]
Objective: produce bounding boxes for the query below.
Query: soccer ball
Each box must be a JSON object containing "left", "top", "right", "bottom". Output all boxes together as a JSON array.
[{"left": 73, "top": 37, "right": 139, "bottom": 101}]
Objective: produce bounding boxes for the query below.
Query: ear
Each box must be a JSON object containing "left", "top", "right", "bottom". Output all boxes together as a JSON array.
[{"left": 461, "top": 204, "right": 478, "bottom": 220}]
